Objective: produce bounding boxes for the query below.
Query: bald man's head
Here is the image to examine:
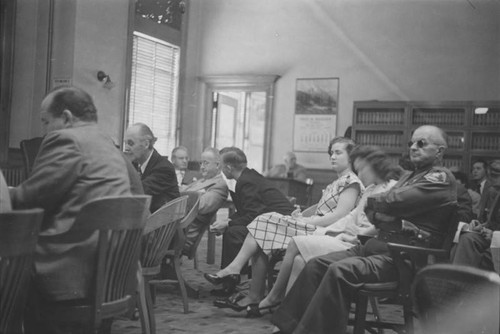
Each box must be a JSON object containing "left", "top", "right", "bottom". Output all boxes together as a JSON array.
[
  {"left": 408, "top": 125, "right": 447, "bottom": 169},
  {"left": 123, "top": 123, "right": 156, "bottom": 164}
]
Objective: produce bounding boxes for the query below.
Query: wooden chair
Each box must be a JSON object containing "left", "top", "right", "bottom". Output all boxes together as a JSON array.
[
  {"left": 140, "top": 195, "right": 187, "bottom": 323},
  {"left": 158, "top": 192, "right": 200, "bottom": 313},
  {"left": 0, "top": 208, "right": 43, "bottom": 334},
  {"left": 350, "top": 242, "right": 450, "bottom": 334},
  {"left": 20, "top": 136, "right": 43, "bottom": 177},
  {"left": 186, "top": 213, "right": 214, "bottom": 270},
  {"left": 349, "top": 207, "right": 460, "bottom": 334},
  {"left": 44, "top": 195, "right": 151, "bottom": 334},
  {"left": 412, "top": 264, "right": 500, "bottom": 334}
]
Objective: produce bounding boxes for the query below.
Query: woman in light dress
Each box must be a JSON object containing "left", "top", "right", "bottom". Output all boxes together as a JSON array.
[
  {"left": 254, "top": 146, "right": 402, "bottom": 315},
  {"left": 205, "top": 137, "right": 363, "bottom": 310}
]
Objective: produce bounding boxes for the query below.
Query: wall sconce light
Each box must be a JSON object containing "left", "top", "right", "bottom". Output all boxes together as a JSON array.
[{"left": 97, "top": 70, "right": 115, "bottom": 90}]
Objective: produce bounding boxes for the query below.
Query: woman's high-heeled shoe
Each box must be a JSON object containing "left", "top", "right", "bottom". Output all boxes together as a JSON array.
[
  {"left": 246, "top": 302, "right": 281, "bottom": 318},
  {"left": 203, "top": 273, "right": 240, "bottom": 286}
]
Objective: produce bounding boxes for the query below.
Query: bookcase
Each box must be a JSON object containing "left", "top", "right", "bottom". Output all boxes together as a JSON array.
[{"left": 352, "top": 101, "right": 500, "bottom": 173}]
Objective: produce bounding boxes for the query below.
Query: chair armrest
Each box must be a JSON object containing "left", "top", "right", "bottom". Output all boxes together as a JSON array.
[
  {"left": 357, "top": 234, "right": 374, "bottom": 245},
  {"left": 387, "top": 243, "right": 449, "bottom": 261},
  {"left": 387, "top": 242, "right": 450, "bottom": 300}
]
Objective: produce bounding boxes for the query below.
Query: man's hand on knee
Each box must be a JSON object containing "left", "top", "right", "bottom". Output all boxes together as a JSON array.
[{"left": 210, "top": 219, "right": 229, "bottom": 235}]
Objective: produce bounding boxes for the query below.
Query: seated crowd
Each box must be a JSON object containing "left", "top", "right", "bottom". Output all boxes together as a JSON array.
[{"left": 1, "top": 86, "right": 499, "bottom": 333}]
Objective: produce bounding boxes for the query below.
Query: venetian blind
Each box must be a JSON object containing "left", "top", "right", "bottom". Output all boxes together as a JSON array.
[{"left": 129, "top": 31, "right": 180, "bottom": 156}]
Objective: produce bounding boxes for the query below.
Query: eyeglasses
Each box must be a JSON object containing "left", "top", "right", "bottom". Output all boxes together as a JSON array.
[
  {"left": 199, "top": 161, "right": 212, "bottom": 166},
  {"left": 407, "top": 139, "right": 428, "bottom": 148}
]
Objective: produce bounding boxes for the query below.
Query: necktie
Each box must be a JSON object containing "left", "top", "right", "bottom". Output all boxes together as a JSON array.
[{"left": 134, "top": 163, "right": 142, "bottom": 177}]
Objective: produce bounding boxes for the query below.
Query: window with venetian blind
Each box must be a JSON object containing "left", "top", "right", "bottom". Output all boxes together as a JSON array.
[{"left": 128, "top": 31, "right": 180, "bottom": 156}]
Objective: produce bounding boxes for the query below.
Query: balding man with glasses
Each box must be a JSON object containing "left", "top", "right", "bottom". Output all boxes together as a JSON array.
[{"left": 272, "top": 125, "right": 459, "bottom": 334}]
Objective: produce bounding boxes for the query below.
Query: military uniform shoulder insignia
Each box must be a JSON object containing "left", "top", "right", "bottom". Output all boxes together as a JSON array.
[{"left": 424, "top": 171, "right": 447, "bottom": 184}]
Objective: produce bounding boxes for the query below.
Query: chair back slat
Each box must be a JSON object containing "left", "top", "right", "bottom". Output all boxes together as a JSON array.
[
  {"left": 0, "top": 209, "right": 44, "bottom": 333},
  {"left": 141, "top": 196, "right": 187, "bottom": 270},
  {"left": 68, "top": 196, "right": 150, "bottom": 328},
  {"left": 179, "top": 192, "right": 200, "bottom": 230},
  {"left": 171, "top": 192, "right": 200, "bottom": 255}
]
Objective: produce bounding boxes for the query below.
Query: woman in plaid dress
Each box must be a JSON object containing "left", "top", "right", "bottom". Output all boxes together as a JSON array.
[
  {"left": 256, "top": 146, "right": 402, "bottom": 317},
  {"left": 205, "top": 137, "right": 363, "bottom": 310}
]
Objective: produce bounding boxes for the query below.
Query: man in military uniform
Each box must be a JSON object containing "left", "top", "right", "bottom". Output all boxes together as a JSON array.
[
  {"left": 453, "top": 159, "right": 500, "bottom": 270},
  {"left": 272, "top": 125, "right": 458, "bottom": 334}
]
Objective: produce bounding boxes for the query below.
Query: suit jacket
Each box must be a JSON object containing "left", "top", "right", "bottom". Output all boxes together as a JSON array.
[
  {"left": 183, "top": 173, "right": 228, "bottom": 222},
  {"left": 182, "top": 169, "right": 202, "bottom": 185},
  {"left": 10, "top": 124, "right": 132, "bottom": 301},
  {"left": 229, "top": 168, "right": 295, "bottom": 227},
  {"left": 142, "top": 149, "right": 180, "bottom": 212},
  {"left": 366, "top": 166, "right": 457, "bottom": 248},
  {"left": 478, "top": 180, "right": 493, "bottom": 222},
  {"left": 122, "top": 152, "right": 144, "bottom": 196}
]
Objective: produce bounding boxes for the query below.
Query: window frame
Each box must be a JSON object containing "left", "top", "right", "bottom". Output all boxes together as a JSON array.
[{"left": 123, "top": 6, "right": 184, "bottom": 156}]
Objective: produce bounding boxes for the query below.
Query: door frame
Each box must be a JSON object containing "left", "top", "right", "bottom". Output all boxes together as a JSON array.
[{"left": 200, "top": 75, "right": 279, "bottom": 171}]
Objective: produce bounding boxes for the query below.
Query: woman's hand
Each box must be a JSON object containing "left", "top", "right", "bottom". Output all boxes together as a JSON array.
[{"left": 291, "top": 208, "right": 302, "bottom": 219}]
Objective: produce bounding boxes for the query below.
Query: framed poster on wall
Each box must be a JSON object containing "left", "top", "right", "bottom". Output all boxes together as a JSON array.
[{"left": 293, "top": 78, "right": 338, "bottom": 152}]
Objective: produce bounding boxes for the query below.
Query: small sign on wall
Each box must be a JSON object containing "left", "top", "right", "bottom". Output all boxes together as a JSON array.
[
  {"left": 52, "top": 78, "right": 72, "bottom": 88},
  {"left": 293, "top": 78, "right": 339, "bottom": 152}
]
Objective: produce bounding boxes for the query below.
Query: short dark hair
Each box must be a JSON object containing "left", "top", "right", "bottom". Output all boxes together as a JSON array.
[
  {"left": 47, "top": 86, "right": 97, "bottom": 122},
  {"left": 452, "top": 171, "right": 469, "bottom": 187},
  {"left": 328, "top": 137, "right": 356, "bottom": 156},
  {"left": 220, "top": 147, "right": 247, "bottom": 171},
  {"left": 350, "top": 145, "right": 403, "bottom": 182},
  {"left": 472, "top": 158, "right": 487, "bottom": 170}
]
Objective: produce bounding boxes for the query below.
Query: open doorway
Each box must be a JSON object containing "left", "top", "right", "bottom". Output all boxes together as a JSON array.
[
  {"left": 202, "top": 75, "right": 279, "bottom": 172},
  {"left": 212, "top": 91, "right": 266, "bottom": 171}
]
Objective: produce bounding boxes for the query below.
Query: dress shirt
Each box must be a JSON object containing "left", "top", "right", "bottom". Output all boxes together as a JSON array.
[
  {"left": 140, "top": 150, "right": 154, "bottom": 174},
  {"left": 480, "top": 179, "right": 486, "bottom": 194}
]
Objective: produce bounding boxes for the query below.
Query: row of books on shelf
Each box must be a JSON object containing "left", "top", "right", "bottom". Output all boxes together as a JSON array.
[
  {"left": 472, "top": 110, "right": 500, "bottom": 126},
  {"left": 412, "top": 111, "right": 466, "bottom": 126},
  {"left": 471, "top": 135, "right": 500, "bottom": 151},
  {"left": 355, "top": 132, "right": 403, "bottom": 148},
  {"left": 442, "top": 157, "right": 464, "bottom": 170},
  {"left": 447, "top": 135, "right": 464, "bottom": 150},
  {"left": 356, "top": 110, "right": 405, "bottom": 125}
]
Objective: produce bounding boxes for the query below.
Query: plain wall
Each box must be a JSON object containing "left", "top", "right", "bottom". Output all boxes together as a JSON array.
[
  {"left": 8, "top": 0, "right": 500, "bottom": 170},
  {"left": 182, "top": 0, "right": 500, "bottom": 169},
  {"left": 9, "top": 0, "right": 130, "bottom": 147}
]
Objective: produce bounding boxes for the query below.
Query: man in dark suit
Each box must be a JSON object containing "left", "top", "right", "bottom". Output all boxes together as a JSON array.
[
  {"left": 124, "top": 123, "right": 179, "bottom": 212},
  {"left": 9, "top": 86, "right": 134, "bottom": 332},
  {"left": 172, "top": 145, "right": 202, "bottom": 186},
  {"left": 210, "top": 147, "right": 294, "bottom": 294},
  {"left": 272, "top": 125, "right": 458, "bottom": 334},
  {"left": 453, "top": 159, "right": 500, "bottom": 271}
]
